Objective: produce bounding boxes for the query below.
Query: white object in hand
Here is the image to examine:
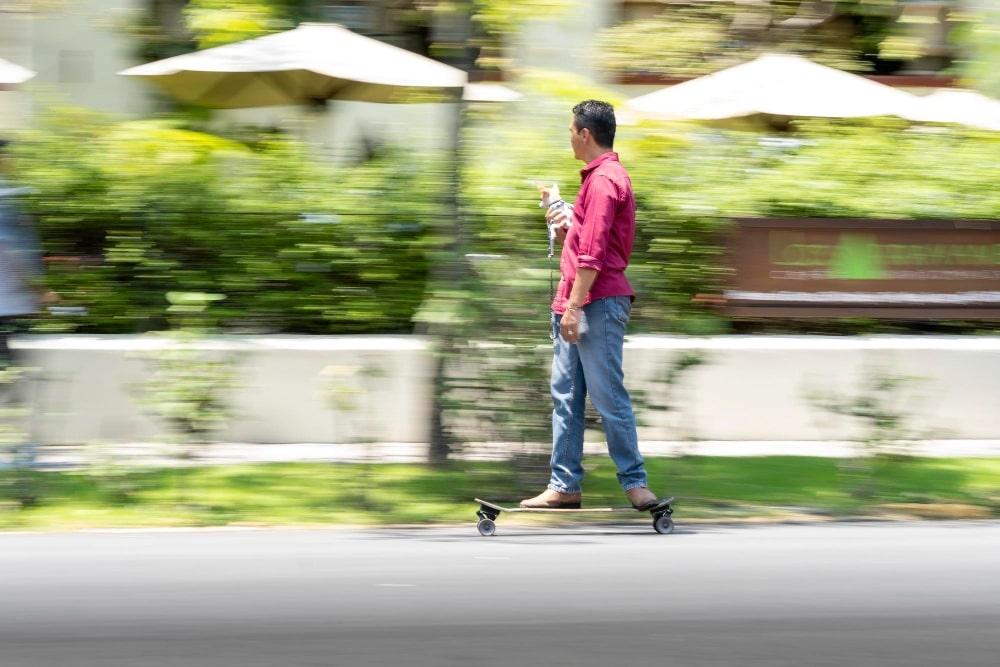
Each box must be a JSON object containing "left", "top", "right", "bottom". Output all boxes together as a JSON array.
[
  {"left": 539, "top": 183, "right": 573, "bottom": 258},
  {"left": 540, "top": 184, "right": 573, "bottom": 226}
]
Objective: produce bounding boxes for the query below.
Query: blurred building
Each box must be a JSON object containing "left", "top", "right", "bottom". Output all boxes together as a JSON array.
[
  {"left": 0, "top": 0, "right": 155, "bottom": 128},
  {"left": 0, "top": 0, "right": 459, "bottom": 156}
]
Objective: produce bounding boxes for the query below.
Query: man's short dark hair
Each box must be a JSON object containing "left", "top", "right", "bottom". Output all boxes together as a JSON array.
[{"left": 572, "top": 100, "right": 616, "bottom": 148}]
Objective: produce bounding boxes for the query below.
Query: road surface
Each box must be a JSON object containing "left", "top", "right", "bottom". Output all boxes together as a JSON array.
[{"left": 2, "top": 520, "right": 998, "bottom": 666}]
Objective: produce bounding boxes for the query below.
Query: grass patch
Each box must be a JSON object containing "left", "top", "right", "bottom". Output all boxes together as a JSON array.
[{"left": 0, "top": 456, "right": 997, "bottom": 530}]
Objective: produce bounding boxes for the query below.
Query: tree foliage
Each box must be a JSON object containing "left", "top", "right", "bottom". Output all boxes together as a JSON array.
[
  {"left": 183, "top": 0, "right": 289, "bottom": 48},
  {"left": 954, "top": 4, "right": 1000, "bottom": 97},
  {"left": 598, "top": 1, "right": 967, "bottom": 77},
  {"left": 11, "top": 107, "right": 442, "bottom": 335}
]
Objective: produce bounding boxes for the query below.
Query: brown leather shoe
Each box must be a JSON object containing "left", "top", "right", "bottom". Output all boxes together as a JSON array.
[
  {"left": 519, "top": 489, "right": 582, "bottom": 509},
  {"left": 625, "top": 486, "right": 659, "bottom": 511}
]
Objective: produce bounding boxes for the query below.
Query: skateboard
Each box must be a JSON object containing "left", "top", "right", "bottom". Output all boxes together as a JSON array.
[{"left": 474, "top": 497, "right": 675, "bottom": 536}]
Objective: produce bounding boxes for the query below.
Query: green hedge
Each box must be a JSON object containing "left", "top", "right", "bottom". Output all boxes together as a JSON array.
[
  {"left": 12, "top": 106, "right": 1000, "bottom": 337},
  {"left": 13, "top": 108, "right": 443, "bottom": 334}
]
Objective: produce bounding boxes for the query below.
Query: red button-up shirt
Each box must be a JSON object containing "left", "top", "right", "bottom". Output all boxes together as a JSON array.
[{"left": 552, "top": 152, "right": 636, "bottom": 314}]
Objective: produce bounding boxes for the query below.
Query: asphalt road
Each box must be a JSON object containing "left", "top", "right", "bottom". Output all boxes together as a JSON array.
[{"left": 2, "top": 519, "right": 998, "bottom": 666}]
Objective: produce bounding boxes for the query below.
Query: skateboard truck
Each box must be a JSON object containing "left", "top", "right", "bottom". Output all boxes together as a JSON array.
[{"left": 476, "top": 505, "right": 501, "bottom": 537}]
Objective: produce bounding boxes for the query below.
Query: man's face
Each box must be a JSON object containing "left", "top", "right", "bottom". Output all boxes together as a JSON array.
[{"left": 569, "top": 118, "right": 586, "bottom": 161}]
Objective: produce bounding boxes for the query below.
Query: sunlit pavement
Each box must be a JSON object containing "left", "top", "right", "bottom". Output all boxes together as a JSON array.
[{"left": 2, "top": 520, "right": 998, "bottom": 666}]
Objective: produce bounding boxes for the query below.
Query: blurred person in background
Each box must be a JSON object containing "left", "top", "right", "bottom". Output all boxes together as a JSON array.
[
  {"left": 0, "top": 138, "right": 46, "bottom": 472},
  {"left": 0, "top": 138, "right": 42, "bottom": 373},
  {"left": 520, "top": 101, "right": 659, "bottom": 511}
]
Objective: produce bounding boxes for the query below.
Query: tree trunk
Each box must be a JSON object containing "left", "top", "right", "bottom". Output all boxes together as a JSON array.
[{"left": 426, "top": 2, "right": 475, "bottom": 466}]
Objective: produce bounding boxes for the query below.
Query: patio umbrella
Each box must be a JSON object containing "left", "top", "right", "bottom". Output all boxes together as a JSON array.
[
  {"left": 625, "top": 53, "right": 918, "bottom": 122},
  {"left": 902, "top": 89, "right": 1000, "bottom": 132},
  {"left": 0, "top": 57, "right": 35, "bottom": 89},
  {"left": 119, "top": 22, "right": 467, "bottom": 108},
  {"left": 462, "top": 83, "right": 522, "bottom": 103}
]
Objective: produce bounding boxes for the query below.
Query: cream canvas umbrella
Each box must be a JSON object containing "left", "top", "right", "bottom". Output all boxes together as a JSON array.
[
  {"left": 462, "top": 83, "right": 522, "bottom": 103},
  {"left": 119, "top": 23, "right": 467, "bottom": 108},
  {"left": 625, "top": 53, "right": 918, "bottom": 122},
  {"left": 0, "top": 57, "right": 35, "bottom": 89},
  {"left": 902, "top": 89, "right": 1000, "bottom": 132}
]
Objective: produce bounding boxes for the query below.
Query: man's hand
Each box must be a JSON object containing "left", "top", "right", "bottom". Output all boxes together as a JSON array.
[
  {"left": 560, "top": 307, "right": 581, "bottom": 343},
  {"left": 560, "top": 268, "right": 598, "bottom": 344}
]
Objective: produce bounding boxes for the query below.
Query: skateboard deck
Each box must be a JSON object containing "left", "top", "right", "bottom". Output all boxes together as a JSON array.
[
  {"left": 474, "top": 497, "right": 673, "bottom": 513},
  {"left": 474, "top": 497, "right": 676, "bottom": 536}
]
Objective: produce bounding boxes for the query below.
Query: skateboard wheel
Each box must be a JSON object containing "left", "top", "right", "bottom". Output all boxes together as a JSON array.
[
  {"left": 653, "top": 515, "right": 674, "bottom": 535},
  {"left": 477, "top": 518, "right": 496, "bottom": 537}
]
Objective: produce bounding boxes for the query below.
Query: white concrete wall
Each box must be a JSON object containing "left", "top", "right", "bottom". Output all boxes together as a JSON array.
[
  {"left": 624, "top": 336, "right": 1000, "bottom": 443},
  {"left": 517, "top": 0, "right": 616, "bottom": 80},
  {"left": 0, "top": 3, "right": 35, "bottom": 131},
  {"left": 13, "top": 0, "right": 154, "bottom": 118},
  {"left": 15, "top": 335, "right": 435, "bottom": 446},
  {"left": 9, "top": 335, "right": 1000, "bottom": 446}
]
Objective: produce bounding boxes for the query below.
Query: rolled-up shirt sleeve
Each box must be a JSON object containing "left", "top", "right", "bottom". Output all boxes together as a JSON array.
[{"left": 576, "top": 175, "right": 619, "bottom": 271}]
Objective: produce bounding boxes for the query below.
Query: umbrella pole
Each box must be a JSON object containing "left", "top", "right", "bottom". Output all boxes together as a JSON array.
[{"left": 427, "top": 91, "right": 467, "bottom": 466}]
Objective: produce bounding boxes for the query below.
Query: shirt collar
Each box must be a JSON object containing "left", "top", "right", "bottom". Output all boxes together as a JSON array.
[{"left": 580, "top": 151, "right": 619, "bottom": 181}]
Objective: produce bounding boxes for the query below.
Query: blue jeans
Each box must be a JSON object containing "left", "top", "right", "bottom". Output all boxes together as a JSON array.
[{"left": 548, "top": 295, "right": 647, "bottom": 494}]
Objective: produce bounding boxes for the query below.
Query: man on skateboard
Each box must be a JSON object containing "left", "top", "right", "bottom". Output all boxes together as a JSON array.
[{"left": 520, "top": 101, "right": 659, "bottom": 512}]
